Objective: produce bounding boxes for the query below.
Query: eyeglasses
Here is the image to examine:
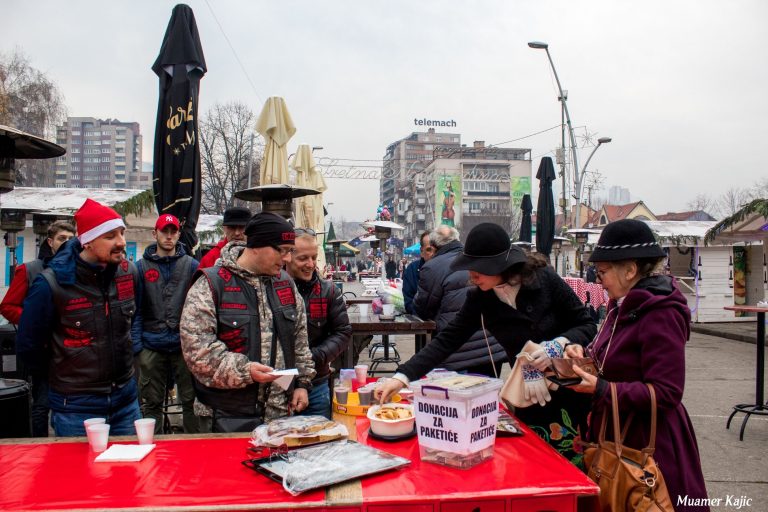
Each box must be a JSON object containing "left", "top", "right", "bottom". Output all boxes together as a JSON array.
[
  {"left": 294, "top": 228, "right": 316, "bottom": 236},
  {"left": 272, "top": 246, "right": 295, "bottom": 256}
]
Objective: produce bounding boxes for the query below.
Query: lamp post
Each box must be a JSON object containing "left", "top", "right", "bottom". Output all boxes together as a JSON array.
[
  {"left": 528, "top": 41, "right": 579, "bottom": 227},
  {"left": 574, "top": 137, "right": 611, "bottom": 228}
]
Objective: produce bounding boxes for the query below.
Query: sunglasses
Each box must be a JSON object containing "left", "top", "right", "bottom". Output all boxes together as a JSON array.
[{"left": 294, "top": 228, "right": 317, "bottom": 236}]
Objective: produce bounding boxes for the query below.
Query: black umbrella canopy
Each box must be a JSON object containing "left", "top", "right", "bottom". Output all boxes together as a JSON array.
[
  {"left": 0, "top": 125, "right": 66, "bottom": 159},
  {"left": 519, "top": 193, "right": 533, "bottom": 243},
  {"left": 535, "top": 157, "right": 556, "bottom": 257},
  {"left": 152, "top": 3, "right": 207, "bottom": 255}
]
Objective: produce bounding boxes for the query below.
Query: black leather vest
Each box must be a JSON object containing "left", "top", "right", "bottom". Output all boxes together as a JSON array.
[
  {"left": 25, "top": 259, "right": 45, "bottom": 288},
  {"left": 138, "top": 255, "right": 193, "bottom": 332},
  {"left": 192, "top": 266, "right": 299, "bottom": 416},
  {"left": 42, "top": 259, "right": 137, "bottom": 394}
]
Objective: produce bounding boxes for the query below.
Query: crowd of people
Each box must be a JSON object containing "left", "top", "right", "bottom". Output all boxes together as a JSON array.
[{"left": 3, "top": 198, "right": 708, "bottom": 510}]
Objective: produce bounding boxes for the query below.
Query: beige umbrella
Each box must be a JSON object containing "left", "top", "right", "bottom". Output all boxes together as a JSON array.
[
  {"left": 256, "top": 97, "right": 296, "bottom": 185},
  {"left": 292, "top": 143, "right": 328, "bottom": 271}
]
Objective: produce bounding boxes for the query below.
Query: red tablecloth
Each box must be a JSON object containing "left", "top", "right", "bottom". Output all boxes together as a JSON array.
[
  {"left": 563, "top": 277, "right": 608, "bottom": 309},
  {"left": 0, "top": 422, "right": 597, "bottom": 511}
]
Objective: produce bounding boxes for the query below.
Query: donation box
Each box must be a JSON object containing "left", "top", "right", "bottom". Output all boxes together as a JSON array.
[{"left": 410, "top": 373, "right": 502, "bottom": 469}]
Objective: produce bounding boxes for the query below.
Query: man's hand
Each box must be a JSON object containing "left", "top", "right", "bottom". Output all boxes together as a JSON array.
[
  {"left": 249, "top": 362, "right": 279, "bottom": 383},
  {"left": 291, "top": 388, "right": 309, "bottom": 413},
  {"left": 375, "top": 378, "right": 404, "bottom": 404}
]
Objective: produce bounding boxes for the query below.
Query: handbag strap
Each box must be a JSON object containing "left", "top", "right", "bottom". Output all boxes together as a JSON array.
[
  {"left": 480, "top": 314, "right": 499, "bottom": 378},
  {"left": 599, "top": 382, "right": 659, "bottom": 458}
]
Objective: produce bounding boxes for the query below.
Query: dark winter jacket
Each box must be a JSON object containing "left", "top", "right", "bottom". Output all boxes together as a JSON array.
[
  {"left": 294, "top": 271, "right": 352, "bottom": 384},
  {"left": 17, "top": 238, "right": 139, "bottom": 411},
  {"left": 131, "top": 243, "right": 199, "bottom": 353},
  {"left": 402, "top": 258, "right": 422, "bottom": 314},
  {"left": 413, "top": 240, "right": 506, "bottom": 371},
  {"left": 399, "top": 264, "right": 596, "bottom": 380},
  {"left": 586, "top": 276, "right": 709, "bottom": 511}
]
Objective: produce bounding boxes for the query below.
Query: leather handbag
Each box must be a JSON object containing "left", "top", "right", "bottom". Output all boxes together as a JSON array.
[{"left": 583, "top": 382, "right": 674, "bottom": 512}]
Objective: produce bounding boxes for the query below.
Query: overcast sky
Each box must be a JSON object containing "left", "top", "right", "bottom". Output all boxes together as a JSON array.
[{"left": 5, "top": 0, "right": 767, "bottom": 222}]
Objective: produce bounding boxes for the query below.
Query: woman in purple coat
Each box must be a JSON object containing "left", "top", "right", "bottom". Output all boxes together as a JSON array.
[{"left": 569, "top": 219, "right": 709, "bottom": 511}]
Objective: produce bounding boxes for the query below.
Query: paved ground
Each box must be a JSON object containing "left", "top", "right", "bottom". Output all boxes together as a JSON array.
[{"left": 343, "top": 280, "right": 768, "bottom": 510}]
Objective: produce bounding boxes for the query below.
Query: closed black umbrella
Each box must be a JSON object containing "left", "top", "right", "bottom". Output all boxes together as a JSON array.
[
  {"left": 535, "top": 157, "right": 556, "bottom": 257},
  {"left": 519, "top": 193, "right": 533, "bottom": 243},
  {"left": 152, "top": 3, "right": 207, "bottom": 254}
]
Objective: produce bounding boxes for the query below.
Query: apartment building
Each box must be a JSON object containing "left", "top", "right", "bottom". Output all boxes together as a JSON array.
[{"left": 55, "top": 117, "right": 149, "bottom": 189}]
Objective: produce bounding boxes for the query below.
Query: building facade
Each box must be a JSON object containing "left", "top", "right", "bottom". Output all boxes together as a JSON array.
[
  {"left": 55, "top": 117, "right": 149, "bottom": 189},
  {"left": 381, "top": 128, "right": 461, "bottom": 244}
]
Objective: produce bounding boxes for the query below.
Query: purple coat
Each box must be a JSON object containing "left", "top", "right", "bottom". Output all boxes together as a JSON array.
[{"left": 587, "top": 276, "right": 709, "bottom": 512}]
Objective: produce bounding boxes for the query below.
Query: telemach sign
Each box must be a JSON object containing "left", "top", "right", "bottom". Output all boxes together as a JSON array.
[{"left": 414, "top": 118, "right": 457, "bottom": 128}]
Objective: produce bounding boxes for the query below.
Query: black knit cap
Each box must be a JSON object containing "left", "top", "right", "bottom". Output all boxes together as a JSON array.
[
  {"left": 245, "top": 212, "right": 296, "bottom": 249},
  {"left": 589, "top": 219, "right": 665, "bottom": 262},
  {"left": 223, "top": 206, "right": 252, "bottom": 227},
  {"left": 450, "top": 222, "right": 527, "bottom": 275}
]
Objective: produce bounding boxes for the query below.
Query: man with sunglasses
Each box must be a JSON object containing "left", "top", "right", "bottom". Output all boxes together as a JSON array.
[
  {"left": 286, "top": 230, "right": 351, "bottom": 418},
  {"left": 180, "top": 212, "right": 315, "bottom": 432}
]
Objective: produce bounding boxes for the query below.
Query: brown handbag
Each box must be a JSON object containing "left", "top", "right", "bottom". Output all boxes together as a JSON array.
[{"left": 583, "top": 383, "right": 674, "bottom": 512}]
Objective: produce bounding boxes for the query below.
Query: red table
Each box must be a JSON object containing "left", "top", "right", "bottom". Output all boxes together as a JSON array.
[
  {"left": 0, "top": 417, "right": 598, "bottom": 511},
  {"left": 724, "top": 305, "right": 768, "bottom": 440}
]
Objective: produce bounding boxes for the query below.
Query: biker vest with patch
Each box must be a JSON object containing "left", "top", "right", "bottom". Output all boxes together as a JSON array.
[
  {"left": 192, "top": 266, "right": 298, "bottom": 416},
  {"left": 138, "top": 255, "right": 193, "bottom": 332},
  {"left": 25, "top": 259, "right": 45, "bottom": 288},
  {"left": 42, "top": 259, "right": 137, "bottom": 395}
]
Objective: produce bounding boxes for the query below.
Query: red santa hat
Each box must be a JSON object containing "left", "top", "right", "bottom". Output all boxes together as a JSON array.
[{"left": 75, "top": 198, "right": 126, "bottom": 244}]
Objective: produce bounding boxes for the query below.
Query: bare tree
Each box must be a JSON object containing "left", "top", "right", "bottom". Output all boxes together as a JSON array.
[
  {"left": 746, "top": 177, "right": 768, "bottom": 201},
  {"left": 198, "top": 101, "right": 262, "bottom": 214},
  {"left": 686, "top": 193, "right": 715, "bottom": 214},
  {"left": 0, "top": 48, "right": 67, "bottom": 186},
  {"left": 716, "top": 187, "right": 751, "bottom": 218}
]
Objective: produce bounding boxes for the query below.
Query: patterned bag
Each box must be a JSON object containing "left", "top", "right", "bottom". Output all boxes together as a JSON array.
[{"left": 583, "top": 383, "right": 674, "bottom": 512}]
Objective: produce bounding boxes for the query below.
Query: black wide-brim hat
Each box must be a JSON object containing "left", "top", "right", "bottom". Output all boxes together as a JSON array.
[
  {"left": 589, "top": 219, "right": 665, "bottom": 262},
  {"left": 450, "top": 223, "right": 527, "bottom": 275}
]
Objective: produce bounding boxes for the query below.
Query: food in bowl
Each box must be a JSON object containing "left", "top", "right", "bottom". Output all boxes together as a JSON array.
[{"left": 367, "top": 404, "right": 415, "bottom": 437}]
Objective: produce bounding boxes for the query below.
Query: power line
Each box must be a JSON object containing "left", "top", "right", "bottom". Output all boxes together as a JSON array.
[
  {"left": 203, "top": 0, "right": 263, "bottom": 106},
  {"left": 488, "top": 124, "right": 562, "bottom": 147}
]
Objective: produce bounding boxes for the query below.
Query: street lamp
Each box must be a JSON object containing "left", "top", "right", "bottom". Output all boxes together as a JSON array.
[
  {"left": 574, "top": 137, "right": 611, "bottom": 227},
  {"left": 528, "top": 41, "right": 579, "bottom": 226}
]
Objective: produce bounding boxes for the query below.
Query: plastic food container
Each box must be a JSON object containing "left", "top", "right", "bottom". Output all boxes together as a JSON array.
[
  {"left": 366, "top": 403, "right": 415, "bottom": 437},
  {"left": 410, "top": 373, "right": 503, "bottom": 469}
]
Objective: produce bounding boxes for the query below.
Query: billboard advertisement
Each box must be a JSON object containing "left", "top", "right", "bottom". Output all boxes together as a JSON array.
[{"left": 435, "top": 175, "right": 461, "bottom": 228}]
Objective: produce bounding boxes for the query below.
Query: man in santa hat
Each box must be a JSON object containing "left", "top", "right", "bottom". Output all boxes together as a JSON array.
[{"left": 17, "top": 199, "right": 141, "bottom": 437}]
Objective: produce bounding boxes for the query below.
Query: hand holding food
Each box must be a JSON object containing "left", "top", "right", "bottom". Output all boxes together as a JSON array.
[{"left": 376, "top": 378, "right": 404, "bottom": 404}]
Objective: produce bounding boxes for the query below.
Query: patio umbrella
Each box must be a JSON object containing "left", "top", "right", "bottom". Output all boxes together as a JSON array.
[
  {"left": 535, "top": 157, "right": 556, "bottom": 258},
  {"left": 256, "top": 97, "right": 296, "bottom": 186},
  {"left": 292, "top": 143, "right": 327, "bottom": 270},
  {"left": 151, "top": 3, "right": 206, "bottom": 254},
  {"left": 519, "top": 193, "right": 533, "bottom": 243},
  {"left": 404, "top": 242, "right": 421, "bottom": 256}
]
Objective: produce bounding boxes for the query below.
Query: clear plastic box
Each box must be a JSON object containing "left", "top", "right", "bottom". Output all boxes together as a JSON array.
[{"left": 409, "top": 373, "right": 503, "bottom": 469}]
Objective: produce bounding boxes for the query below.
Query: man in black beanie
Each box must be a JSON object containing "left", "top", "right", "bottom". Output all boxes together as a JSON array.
[{"left": 180, "top": 212, "right": 315, "bottom": 432}]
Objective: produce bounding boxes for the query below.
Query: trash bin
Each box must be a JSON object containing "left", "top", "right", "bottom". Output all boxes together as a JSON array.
[
  {"left": 0, "top": 324, "right": 23, "bottom": 380},
  {"left": 0, "top": 378, "right": 32, "bottom": 438}
]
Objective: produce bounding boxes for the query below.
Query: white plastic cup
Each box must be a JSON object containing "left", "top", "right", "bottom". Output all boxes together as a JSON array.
[
  {"left": 354, "top": 364, "right": 369, "bottom": 385},
  {"left": 134, "top": 418, "right": 156, "bottom": 445},
  {"left": 87, "top": 423, "right": 110, "bottom": 453},
  {"left": 382, "top": 304, "right": 395, "bottom": 316},
  {"left": 358, "top": 303, "right": 370, "bottom": 317}
]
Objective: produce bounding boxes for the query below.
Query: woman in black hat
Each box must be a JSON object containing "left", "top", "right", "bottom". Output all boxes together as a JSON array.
[
  {"left": 567, "top": 219, "right": 709, "bottom": 510},
  {"left": 378, "top": 222, "right": 596, "bottom": 465}
]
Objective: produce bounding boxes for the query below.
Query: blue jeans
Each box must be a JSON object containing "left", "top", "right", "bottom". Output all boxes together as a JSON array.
[
  {"left": 299, "top": 381, "right": 331, "bottom": 419},
  {"left": 52, "top": 399, "right": 141, "bottom": 437}
]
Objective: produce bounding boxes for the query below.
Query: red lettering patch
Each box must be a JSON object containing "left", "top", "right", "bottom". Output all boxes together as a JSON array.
[
  {"left": 273, "top": 280, "right": 289, "bottom": 288},
  {"left": 309, "top": 298, "right": 328, "bottom": 319},
  {"left": 218, "top": 267, "right": 232, "bottom": 283},
  {"left": 63, "top": 338, "right": 93, "bottom": 348},
  {"left": 281, "top": 231, "right": 296, "bottom": 242},
  {"left": 144, "top": 268, "right": 160, "bottom": 283},
  {"left": 221, "top": 303, "right": 247, "bottom": 310},
  {"left": 63, "top": 327, "right": 93, "bottom": 347},
  {"left": 312, "top": 282, "right": 321, "bottom": 296},
  {"left": 219, "top": 328, "right": 245, "bottom": 353},
  {"left": 276, "top": 287, "right": 295, "bottom": 306},
  {"left": 115, "top": 274, "right": 134, "bottom": 300},
  {"left": 65, "top": 297, "right": 93, "bottom": 311},
  {"left": 224, "top": 286, "right": 242, "bottom": 293},
  {"left": 120, "top": 260, "right": 129, "bottom": 272}
]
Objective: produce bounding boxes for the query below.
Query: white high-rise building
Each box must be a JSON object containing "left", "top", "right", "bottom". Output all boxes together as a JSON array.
[
  {"left": 55, "top": 117, "right": 149, "bottom": 189},
  {"left": 608, "top": 185, "right": 630, "bottom": 205}
]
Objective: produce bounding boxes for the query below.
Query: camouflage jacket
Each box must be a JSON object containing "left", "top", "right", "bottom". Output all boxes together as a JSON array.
[{"left": 180, "top": 242, "right": 315, "bottom": 420}]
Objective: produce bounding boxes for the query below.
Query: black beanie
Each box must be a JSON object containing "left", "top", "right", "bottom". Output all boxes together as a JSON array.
[{"left": 245, "top": 212, "right": 296, "bottom": 248}]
